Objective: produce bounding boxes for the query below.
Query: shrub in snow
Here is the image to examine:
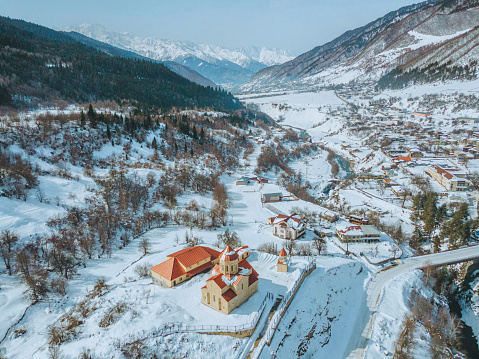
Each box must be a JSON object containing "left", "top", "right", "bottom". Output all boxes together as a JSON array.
[
  {"left": 134, "top": 262, "right": 152, "bottom": 278},
  {"left": 121, "top": 339, "right": 145, "bottom": 359},
  {"left": 99, "top": 301, "right": 129, "bottom": 328}
]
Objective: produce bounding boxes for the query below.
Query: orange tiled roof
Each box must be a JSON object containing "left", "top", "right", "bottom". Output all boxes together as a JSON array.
[
  {"left": 168, "top": 246, "right": 220, "bottom": 268},
  {"left": 395, "top": 156, "right": 411, "bottom": 162},
  {"left": 207, "top": 273, "right": 228, "bottom": 289},
  {"left": 431, "top": 165, "right": 454, "bottom": 180},
  {"left": 233, "top": 275, "right": 243, "bottom": 286},
  {"left": 187, "top": 261, "right": 215, "bottom": 277},
  {"left": 222, "top": 288, "right": 237, "bottom": 302},
  {"left": 220, "top": 245, "right": 239, "bottom": 261},
  {"left": 279, "top": 248, "right": 287, "bottom": 257},
  {"left": 249, "top": 272, "right": 258, "bottom": 286},
  {"left": 210, "top": 264, "right": 221, "bottom": 275},
  {"left": 151, "top": 258, "right": 186, "bottom": 281},
  {"left": 239, "top": 258, "right": 258, "bottom": 277}
]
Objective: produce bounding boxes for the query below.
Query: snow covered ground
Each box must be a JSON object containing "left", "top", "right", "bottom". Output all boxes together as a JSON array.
[
  {"left": 262, "top": 258, "right": 368, "bottom": 359},
  {"left": 3, "top": 84, "right": 479, "bottom": 358}
]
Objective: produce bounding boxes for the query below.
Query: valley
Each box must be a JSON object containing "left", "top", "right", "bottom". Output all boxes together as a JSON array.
[{"left": 2, "top": 0, "right": 479, "bottom": 358}]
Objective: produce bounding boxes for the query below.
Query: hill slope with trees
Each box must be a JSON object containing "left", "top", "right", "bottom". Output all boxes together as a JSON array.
[{"left": 0, "top": 17, "right": 241, "bottom": 111}]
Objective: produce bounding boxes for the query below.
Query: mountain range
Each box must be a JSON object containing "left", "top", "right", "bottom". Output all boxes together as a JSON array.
[
  {"left": 235, "top": 0, "right": 479, "bottom": 93},
  {"left": 64, "top": 24, "right": 295, "bottom": 90}
]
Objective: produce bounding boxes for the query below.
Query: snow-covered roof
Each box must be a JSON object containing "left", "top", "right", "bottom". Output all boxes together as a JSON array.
[
  {"left": 272, "top": 213, "right": 304, "bottom": 230},
  {"left": 336, "top": 221, "right": 363, "bottom": 236}
]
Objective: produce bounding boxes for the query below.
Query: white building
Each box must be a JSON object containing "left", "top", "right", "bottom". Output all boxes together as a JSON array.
[{"left": 335, "top": 221, "right": 381, "bottom": 243}]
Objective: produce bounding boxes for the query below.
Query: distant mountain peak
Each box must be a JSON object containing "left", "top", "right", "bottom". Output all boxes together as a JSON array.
[{"left": 63, "top": 24, "right": 295, "bottom": 90}]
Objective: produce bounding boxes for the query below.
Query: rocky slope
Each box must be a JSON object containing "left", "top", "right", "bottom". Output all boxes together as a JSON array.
[
  {"left": 64, "top": 24, "right": 294, "bottom": 90},
  {"left": 235, "top": 0, "right": 479, "bottom": 93}
]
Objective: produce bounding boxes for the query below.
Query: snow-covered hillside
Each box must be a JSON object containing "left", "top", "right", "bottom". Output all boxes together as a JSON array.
[
  {"left": 236, "top": 1, "right": 479, "bottom": 94},
  {"left": 64, "top": 24, "right": 295, "bottom": 90}
]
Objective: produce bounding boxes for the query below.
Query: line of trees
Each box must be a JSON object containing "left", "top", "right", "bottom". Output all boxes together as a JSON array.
[{"left": 377, "top": 60, "right": 478, "bottom": 91}]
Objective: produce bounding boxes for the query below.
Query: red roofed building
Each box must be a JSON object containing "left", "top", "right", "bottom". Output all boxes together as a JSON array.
[
  {"left": 150, "top": 246, "right": 220, "bottom": 288},
  {"left": 392, "top": 156, "right": 411, "bottom": 164},
  {"left": 426, "top": 165, "right": 468, "bottom": 192},
  {"left": 201, "top": 245, "right": 258, "bottom": 314}
]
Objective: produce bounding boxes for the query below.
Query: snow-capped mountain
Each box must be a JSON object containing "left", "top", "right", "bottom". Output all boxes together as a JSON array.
[
  {"left": 235, "top": 0, "right": 479, "bottom": 93},
  {"left": 64, "top": 24, "right": 295, "bottom": 90},
  {"left": 65, "top": 31, "right": 217, "bottom": 88}
]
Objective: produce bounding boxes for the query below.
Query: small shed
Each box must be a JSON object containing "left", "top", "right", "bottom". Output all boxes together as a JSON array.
[{"left": 262, "top": 192, "right": 283, "bottom": 203}]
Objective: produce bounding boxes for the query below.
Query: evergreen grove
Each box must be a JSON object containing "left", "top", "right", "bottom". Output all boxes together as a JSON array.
[{"left": 0, "top": 17, "right": 243, "bottom": 111}]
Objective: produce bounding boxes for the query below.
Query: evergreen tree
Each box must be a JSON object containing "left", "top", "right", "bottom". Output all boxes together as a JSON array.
[
  {"left": 192, "top": 125, "right": 198, "bottom": 140},
  {"left": 80, "top": 111, "right": 86, "bottom": 127},
  {"left": 106, "top": 123, "right": 111, "bottom": 139},
  {"left": 0, "top": 85, "right": 12, "bottom": 105},
  {"left": 88, "top": 104, "right": 97, "bottom": 128},
  {"left": 152, "top": 137, "right": 157, "bottom": 150}
]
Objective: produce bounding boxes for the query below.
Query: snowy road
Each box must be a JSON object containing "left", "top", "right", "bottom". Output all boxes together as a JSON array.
[{"left": 347, "top": 245, "right": 479, "bottom": 358}]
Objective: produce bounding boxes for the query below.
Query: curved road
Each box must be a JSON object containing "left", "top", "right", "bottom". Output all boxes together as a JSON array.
[{"left": 346, "top": 245, "right": 479, "bottom": 358}]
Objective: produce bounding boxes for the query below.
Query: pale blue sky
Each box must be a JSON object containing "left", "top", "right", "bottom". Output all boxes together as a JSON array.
[{"left": 1, "top": 0, "right": 422, "bottom": 54}]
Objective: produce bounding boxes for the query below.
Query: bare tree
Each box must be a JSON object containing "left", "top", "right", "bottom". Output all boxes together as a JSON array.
[
  {"left": 213, "top": 182, "right": 229, "bottom": 208},
  {"left": 312, "top": 236, "right": 327, "bottom": 255},
  {"left": 138, "top": 237, "right": 151, "bottom": 256},
  {"left": 283, "top": 240, "right": 296, "bottom": 257},
  {"left": 0, "top": 229, "right": 19, "bottom": 275},
  {"left": 216, "top": 229, "right": 242, "bottom": 248},
  {"left": 16, "top": 248, "right": 49, "bottom": 302}
]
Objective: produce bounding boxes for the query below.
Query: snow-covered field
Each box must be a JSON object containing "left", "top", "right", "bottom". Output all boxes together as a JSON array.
[
  {"left": 262, "top": 258, "right": 368, "bottom": 359},
  {"left": 2, "top": 84, "right": 479, "bottom": 358}
]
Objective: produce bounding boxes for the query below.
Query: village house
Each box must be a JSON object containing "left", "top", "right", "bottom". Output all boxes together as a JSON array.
[
  {"left": 150, "top": 246, "right": 221, "bottom": 288},
  {"left": 335, "top": 221, "right": 381, "bottom": 243},
  {"left": 458, "top": 117, "right": 479, "bottom": 124},
  {"left": 391, "top": 185, "right": 405, "bottom": 197},
  {"left": 407, "top": 147, "right": 423, "bottom": 158},
  {"left": 425, "top": 165, "right": 469, "bottom": 192},
  {"left": 201, "top": 246, "right": 258, "bottom": 315},
  {"left": 392, "top": 156, "right": 412, "bottom": 165},
  {"left": 268, "top": 213, "right": 306, "bottom": 240},
  {"left": 236, "top": 176, "right": 250, "bottom": 185},
  {"left": 414, "top": 112, "right": 431, "bottom": 118},
  {"left": 277, "top": 248, "right": 288, "bottom": 272},
  {"left": 349, "top": 215, "right": 368, "bottom": 225},
  {"left": 357, "top": 171, "right": 385, "bottom": 180},
  {"left": 262, "top": 192, "right": 283, "bottom": 203}
]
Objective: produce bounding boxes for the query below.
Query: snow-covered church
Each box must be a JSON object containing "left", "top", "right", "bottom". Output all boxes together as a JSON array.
[{"left": 201, "top": 245, "right": 258, "bottom": 314}]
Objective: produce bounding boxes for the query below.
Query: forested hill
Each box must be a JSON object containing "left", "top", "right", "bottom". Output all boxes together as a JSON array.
[{"left": 0, "top": 17, "right": 242, "bottom": 111}]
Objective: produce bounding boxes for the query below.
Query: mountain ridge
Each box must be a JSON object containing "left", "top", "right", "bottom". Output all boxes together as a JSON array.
[
  {"left": 64, "top": 24, "right": 295, "bottom": 90},
  {"left": 0, "top": 16, "right": 242, "bottom": 111},
  {"left": 234, "top": 0, "right": 479, "bottom": 93}
]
